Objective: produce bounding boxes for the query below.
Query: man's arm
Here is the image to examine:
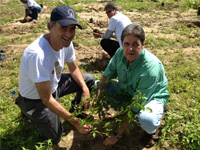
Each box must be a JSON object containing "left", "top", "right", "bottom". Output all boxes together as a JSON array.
[
  {"left": 102, "top": 29, "right": 115, "bottom": 39},
  {"left": 23, "top": 7, "right": 31, "bottom": 22},
  {"left": 98, "top": 75, "right": 110, "bottom": 90},
  {"left": 67, "top": 61, "right": 91, "bottom": 110},
  {"left": 93, "top": 29, "right": 114, "bottom": 39},
  {"left": 35, "top": 81, "right": 92, "bottom": 134}
]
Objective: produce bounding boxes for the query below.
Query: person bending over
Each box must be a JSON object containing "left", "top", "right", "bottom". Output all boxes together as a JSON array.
[
  {"left": 20, "top": 0, "right": 42, "bottom": 22},
  {"left": 93, "top": 2, "right": 132, "bottom": 57}
]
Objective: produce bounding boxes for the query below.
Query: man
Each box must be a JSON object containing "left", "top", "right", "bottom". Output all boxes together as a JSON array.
[
  {"left": 20, "top": 0, "right": 42, "bottom": 23},
  {"left": 97, "top": 24, "right": 170, "bottom": 148},
  {"left": 15, "top": 5, "right": 94, "bottom": 144},
  {"left": 0, "top": 47, "right": 7, "bottom": 61},
  {"left": 93, "top": 2, "right": 132, "bottom": 57}
]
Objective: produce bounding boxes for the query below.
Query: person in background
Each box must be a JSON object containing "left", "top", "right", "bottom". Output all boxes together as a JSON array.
[
  {"left": 15, "top": 5, "right": 94, "bottom": 144},
  {"left": 20, "top": 0, "right": 42, "bottom": 23},
  {"left": 0, "top": 47, "right": 7, "bottom": 61},
  {"left": 97, "top": 23, "right": 170, "bottom": 148},
  {"left": 93, "top": 2, "right": 132, "bottom": 57}
]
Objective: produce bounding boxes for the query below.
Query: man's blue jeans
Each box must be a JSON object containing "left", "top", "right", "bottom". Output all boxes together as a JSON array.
[
  {"left": 95, "top": 80, "right": 164, "bottom": 134},
  {"left": 29, "top": 6, "right": 41, "bottom": 20}
]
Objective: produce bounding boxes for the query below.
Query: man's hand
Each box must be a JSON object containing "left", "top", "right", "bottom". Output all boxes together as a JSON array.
[
  {"left": 74, "top": 121, "right": 93, "bottom": 134},
  {"left": 93, "top": 32, "right": 101, "bottom": 38},
  {"left": 21, "top": 18, "right": 28, "bottom": 23},
  {"left": 93, "top": 29, "right": 102, "bottom": 38},
  {"left": 103, "top": 133, "right": 119, "bottom": 146}
]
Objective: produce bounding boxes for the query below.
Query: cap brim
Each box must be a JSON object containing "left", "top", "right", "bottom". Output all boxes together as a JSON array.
[{"left": 58, "top": 20, "right": 82, "bottom": 29}]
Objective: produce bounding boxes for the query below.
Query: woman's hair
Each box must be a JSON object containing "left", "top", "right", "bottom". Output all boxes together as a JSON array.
[
  {"left": 121, "top": 24, "right": 145, "bottom": 44},
  {"left": 104, "top": 2, "right": 118, "bottom": 11}
]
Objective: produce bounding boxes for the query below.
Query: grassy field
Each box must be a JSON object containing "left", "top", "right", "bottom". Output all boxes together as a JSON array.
[{"left": 0, "top": 0, "right": 200, "bottom": 149}]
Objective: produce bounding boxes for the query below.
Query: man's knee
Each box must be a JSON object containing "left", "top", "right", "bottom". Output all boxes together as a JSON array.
[
  {"left": 100, "top": 39, "right": 106, "bottom": 47},
  {"left": 136, "top": 111, "right": 161, "bottom": 134},
  {"left": 51, "top": 131, "right": 63, "bottom": 144},
  {"left": 87, "top": 74, "right": 95, "bottom": 82},
  {"left": 100, "top": 39, "right": 111, "bottom": 49},
  {"left": 83, "top": 74, "right": 95, "bottom": 87},
  {"left": 37, "top": 121, "right": 63, "bottom": 144}
]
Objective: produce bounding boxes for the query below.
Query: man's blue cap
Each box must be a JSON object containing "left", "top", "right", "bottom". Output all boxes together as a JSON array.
[{"left": 50, "top": 5, "right": 82, "bottom": 29}]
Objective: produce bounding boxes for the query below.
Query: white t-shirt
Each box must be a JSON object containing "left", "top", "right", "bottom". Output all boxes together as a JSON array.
[
  {"left": 107, "top": 11, "right": 132, "bottom": 46},
  {"left": 23, "top": 0, "right": 41, "bottom": 9},
  {"left": 19, "top": 35, "right": 76, "bottom": 99}
]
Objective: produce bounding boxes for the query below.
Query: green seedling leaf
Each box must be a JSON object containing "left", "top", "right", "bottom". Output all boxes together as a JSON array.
[
  {"left": 86, "top": 97, "right": 93, "bottom": 101},
  {"left": 93, "top": 132, "right": 96, "bottom": 138},
  {"left": 128, "top": 110, "right": 133, "bottom": 118},
  {"left": 106, "top": 128, "right": 112, "bottom": 132},
  {"left": 146, "top": 107, "right": 152, "bottom": 113},
  {"left": 89, "top": 105, "right": 93, "bottom": 110},
  {"left": 137, "top": 103, "right": 144, "bottom": 109},
  {"left": 103, "top": 122, "right": 111, "bottom": 128},
  {"left": 120, "top": 106, "right": 124, "bottom": 111},
  {"left": 113, "top": 111, "right": 121, "bottom": 117},
  {"left": 80, "top": 120, "right": 86, "bottom": 127}
]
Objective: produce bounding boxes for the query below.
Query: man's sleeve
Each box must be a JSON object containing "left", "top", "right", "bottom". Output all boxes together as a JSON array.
[
  {"left": 103, "top": 52, "right": 118, "bottom": 79},
  {"left": 102, "top": 29, "right": 114, "bottom": 39},
  {"left": 27, "top": 0, "right": 34, "bottom": 7},
  {"left": 65, "top": 42, "right": 76, "bottom": 63},
  {"left": 107, "top": 18, "right": 117, "bottom": 31}
]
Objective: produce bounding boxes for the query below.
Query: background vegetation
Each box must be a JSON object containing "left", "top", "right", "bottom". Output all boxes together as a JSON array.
[{"left": 0, "top": 0, "right": 200, "bottom": 149}]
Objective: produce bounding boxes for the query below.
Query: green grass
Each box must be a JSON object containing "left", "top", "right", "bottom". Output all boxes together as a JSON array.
[
  {"left": 0, "top": 0, "right": 25, "bottom": 25},
  {"left": 0, "top": 0, "right": 200, "bottom": 150}
]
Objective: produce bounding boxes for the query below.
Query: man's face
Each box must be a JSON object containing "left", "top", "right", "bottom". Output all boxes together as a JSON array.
[
  {"left": 122, "top": 34, "right": 144, "bottom": 65},
  {"left": 105, "top": 8, "right": 116, "bottom": 19},
  {"left": 51, "top": 22, "right": 76, "bottom": 50}
]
